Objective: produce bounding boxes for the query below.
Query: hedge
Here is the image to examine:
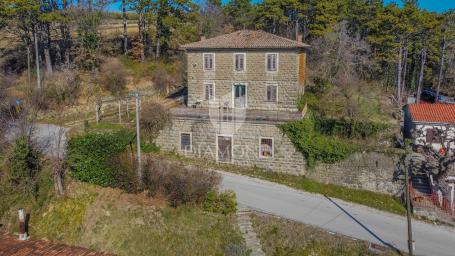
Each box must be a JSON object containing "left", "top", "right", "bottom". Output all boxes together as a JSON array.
[
  {"left": 280, "top": 118, "right": 358, "bottom": 167},
  {"left": 67, "top": 131, "right": 134, "bottom": 187}
]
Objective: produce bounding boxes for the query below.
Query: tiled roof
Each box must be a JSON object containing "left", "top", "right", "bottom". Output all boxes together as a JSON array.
[
  {"left": 0, "top": 233, "right": 114, "bottom": 256},
  {"left": 407, "top": 103, "right": 455, "bottom": 124},
  {"left": 181, "top": 30, "right": 310, "bottom": 50}
]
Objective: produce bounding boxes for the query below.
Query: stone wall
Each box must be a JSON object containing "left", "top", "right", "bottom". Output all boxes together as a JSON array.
[
  {"left": 307, "top": 152, "right": 402, "bottom": 195},
  {"left": 186, "top": 50, "right": 304, "bottom": 111},
  {"left": 155, "top": 118, "right": 306, "bottom": 175}
]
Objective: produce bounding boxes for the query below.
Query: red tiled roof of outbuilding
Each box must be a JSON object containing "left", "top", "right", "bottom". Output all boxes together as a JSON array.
[
  {"left": 0, "top": 232, "right": 114, "bottom": 256},
  {"left": 181, "top": 30, "right": 310, "bottom": 50},
  {"left": 407, "top": 103, "right": 455, "bottom": 124}
]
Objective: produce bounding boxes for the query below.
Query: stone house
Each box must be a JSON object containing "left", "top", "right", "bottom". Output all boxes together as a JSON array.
[
  {"left": 404, "top": 103, "right": 455, "bottom": 155},
  {"left": 155, "top": 30, "right": 309, "bottom": 174}
]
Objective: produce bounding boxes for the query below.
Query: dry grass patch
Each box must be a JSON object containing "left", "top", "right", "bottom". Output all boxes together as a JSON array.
[{"left": 251, "top": 213, "right": 401, "bottom": 256}]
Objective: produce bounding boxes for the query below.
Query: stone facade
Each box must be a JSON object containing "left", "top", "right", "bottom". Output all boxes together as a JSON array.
[
  {"left": 307, "top": 152, "right": 402, "bottom": 195},
  {"left": 155, "top": 118, "right": 306, "bottom": 175},
  {"left": 186, "top": 50, "right": 305, "bottom": 111}
]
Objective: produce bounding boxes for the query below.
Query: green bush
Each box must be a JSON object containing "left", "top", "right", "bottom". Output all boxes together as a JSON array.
[
  {"left": 67, "top": 131, "right": 134, "bottom": 187},
  {"left": 203, "top": 190, "right": 237, "bottom": 215},
  {"left": 314, "top": 117, "right": 389, "bottom": 139},
  {"left": 7, "top": 136, "right": 41, "bottom": 184},
  {"left": 280, "top": 118, "right": 357, "bottom": 167}
]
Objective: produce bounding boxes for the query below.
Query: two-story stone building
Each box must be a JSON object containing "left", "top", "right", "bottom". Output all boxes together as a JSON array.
[{"left": 155, "top": 30, "right": 309, "bottom": 174}]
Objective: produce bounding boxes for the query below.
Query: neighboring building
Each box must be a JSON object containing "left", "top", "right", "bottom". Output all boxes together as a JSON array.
[
  {"left": 404, "top": 103, "right": 455, "bottom": 155},
  {"left": 404, "top": 103, "right": 455, "bottom": 219},
  {"left": 155, "top": 30, "right": 309, "bottom": 174}
]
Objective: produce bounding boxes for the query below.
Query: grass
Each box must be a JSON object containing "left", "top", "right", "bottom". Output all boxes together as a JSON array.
[
  {"left": 251, "top": 213, "right": 401, "bottom": 256},
  {"left": 0, "top": 169, "right": 247, "bottom": 256},
  {"left": 156, "top": 152, "right": 406, "bottom": 216},
  {"left": 119, "top": 56, "right": 157, "bottom": 79}
]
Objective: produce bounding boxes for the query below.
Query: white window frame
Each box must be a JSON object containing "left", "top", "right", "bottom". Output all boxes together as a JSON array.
[
  {"left": 216, "top": 134, "right": 234, "bottom": 163},
  {"left": 204, "top": 82, "right": 215, "bottom": 101},
  {"left": 203, "top": 53, "right": 215, "bottom": 71},
  {"left": 266, "top": 83, "right": 278, "bottom": 103},
  {"left": 231, "top": 82, "right": 248, "bottom": 109},
  {"left": 259, "top": 137, "right": 274, "bottom": 158},
  {"left": 233, "top": 53, "right": 246, "bottom": 72},
  {"left": 180, "top": 132, "right": 192, "bottom": 151},
  {"left": 265, "top": 53, "right": 279, "bottom": 73}
]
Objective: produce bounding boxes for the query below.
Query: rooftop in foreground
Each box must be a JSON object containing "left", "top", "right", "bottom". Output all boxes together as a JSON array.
[{"left": 0, "top": 233, "right": 113, "bottom": 256}]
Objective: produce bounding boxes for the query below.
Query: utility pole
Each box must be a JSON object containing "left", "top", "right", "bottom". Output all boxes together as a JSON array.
[
  {"left": 404, "top": 157, "right": 414, "bottom": 256},
  {"left": 34, "top": 28, "right": 41, "bottom": 90},
  {"left": 134, "top": 92, "right": 142, "bottom": 180}
]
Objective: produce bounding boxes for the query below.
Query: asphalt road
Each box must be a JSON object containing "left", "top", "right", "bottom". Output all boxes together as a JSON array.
[
  {"left": 6, "top": 123, "right": 68, "bottom": 157},
  {"left": 220, "top": 171, "right": 455, "bottom": 256}
]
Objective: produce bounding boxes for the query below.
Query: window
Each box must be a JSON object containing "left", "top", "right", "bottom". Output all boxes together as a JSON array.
[
  {"left": 204, "top": 83, "right": 214, "bottom": 100},
  {"left": 180, "top": 133, "right": 192, "bottom": 151},
  {"left": 266, "top": 53, "right": 278, "bottom": 72},
  {"left": 259, "top": 138, "right": 274, "bottom": 158},
  {"left": 266, "top": 84, "right": 277, "bottom": 102},
  {"left": 203, "top": 53, "right": 214, "bottom": 71},
  {"left": 234, "top": 53, "right": 245, "bottom": 71}
]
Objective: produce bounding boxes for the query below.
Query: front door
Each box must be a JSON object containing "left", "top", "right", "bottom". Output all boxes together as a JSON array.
[
  {"left": 233, "top": 84, "right": 246, "bottom": 108},
  {"left": 217, "top": 136, "right": 232, "bottom": 163}
]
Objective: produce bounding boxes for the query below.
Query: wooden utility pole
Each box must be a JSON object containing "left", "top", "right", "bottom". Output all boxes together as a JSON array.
[
  {"left": 135, "top": 92, "right": 142, "bottom": 180},
  {"left": 404, "top": 158, "right": 414, "bottom": 256}
]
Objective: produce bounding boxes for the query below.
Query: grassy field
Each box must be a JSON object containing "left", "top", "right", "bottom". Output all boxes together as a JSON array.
[
  {"left": 0, "top": 172, "right": 248, "bottom": 256},
  {"left": 251, "top": 213, "right": 402, "bottom": 256},
  {"left": 158, "top": 152, "right": 406, "bottom": 216}
]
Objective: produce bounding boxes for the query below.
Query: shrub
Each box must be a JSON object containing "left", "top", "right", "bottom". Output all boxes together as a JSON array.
[
  {"left": 7, "top": 136, "right": 41, "bottom": 185},
  {"left": 280, "top": 118, "right": 357, "bottom": 167},
  {"left": 143, "top": 157, "right": 221, "bottom": 207},
  {"left": 313, "top": 117, "right": 389, "bottom": 139},
  {"left": 140, "top": 101, "right": 170, "bottom": 142},
  {"left": 67, "top": 131, "right": 134, "bottom": 187},
  {"left": 98, "top": 58, "right": 127, "bottom": 97},
  {"left": 44, "top": 68, "right": 81, "bottom": 107},
  {"left": 203, "top": 190, "right": 237, "bottom": 215},
  {"left": 108, "top": 152, "right": 141, "bottom": 193}
]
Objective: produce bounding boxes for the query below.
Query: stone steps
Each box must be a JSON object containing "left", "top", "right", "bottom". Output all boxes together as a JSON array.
[{"left": 236, "top": 209, "right": 265, "bottom": 256}]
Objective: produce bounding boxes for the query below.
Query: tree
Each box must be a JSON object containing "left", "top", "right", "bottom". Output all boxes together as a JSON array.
[
  {"left": 307, "top": 0, "right": 345, "bottom": 38},
  {"left": 7, "top": 136, "right": 41, "bottom": 194},
  {"left": 199, "top": 0, "right": 224, "bottom": 37},
  {"left": 98, "top": 58, "right": 128, "bottom": 97},
  {"left": 254, "top": 0, "right": 303, "bottom": 37},
  {"left": 223, "top": 0, "right": 254, "bottom": 29},
  {"left": 140, "top": 101, "right": 170, "bottom": 143}
]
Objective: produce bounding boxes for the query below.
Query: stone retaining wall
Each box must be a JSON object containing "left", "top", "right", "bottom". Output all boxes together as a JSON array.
[{"left": 307, "top": 152, "right": 402, "bottom": 195}]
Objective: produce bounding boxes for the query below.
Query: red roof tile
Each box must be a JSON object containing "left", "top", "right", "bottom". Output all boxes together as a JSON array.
[
  {"left": 181, "top": 30, "right": 310, "bottom": 50},
  {"left": 0, "top": 233, "right": 114, "bottom": 256},
  {"left": 407, "top": 103, "right": 455, "bottom": 124}
]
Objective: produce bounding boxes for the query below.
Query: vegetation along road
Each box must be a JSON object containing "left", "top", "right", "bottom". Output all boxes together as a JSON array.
[
  {"left": 27, "top": 124, "right": 455, "bottom": 256},
  {"left": 220, "top": 171, "right": 455, "bottom": 256}
]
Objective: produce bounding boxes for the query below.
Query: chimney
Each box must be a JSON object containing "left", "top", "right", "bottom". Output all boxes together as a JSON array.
[{"left": 18, "top": 208, "right": 29, "bottom": 241}]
